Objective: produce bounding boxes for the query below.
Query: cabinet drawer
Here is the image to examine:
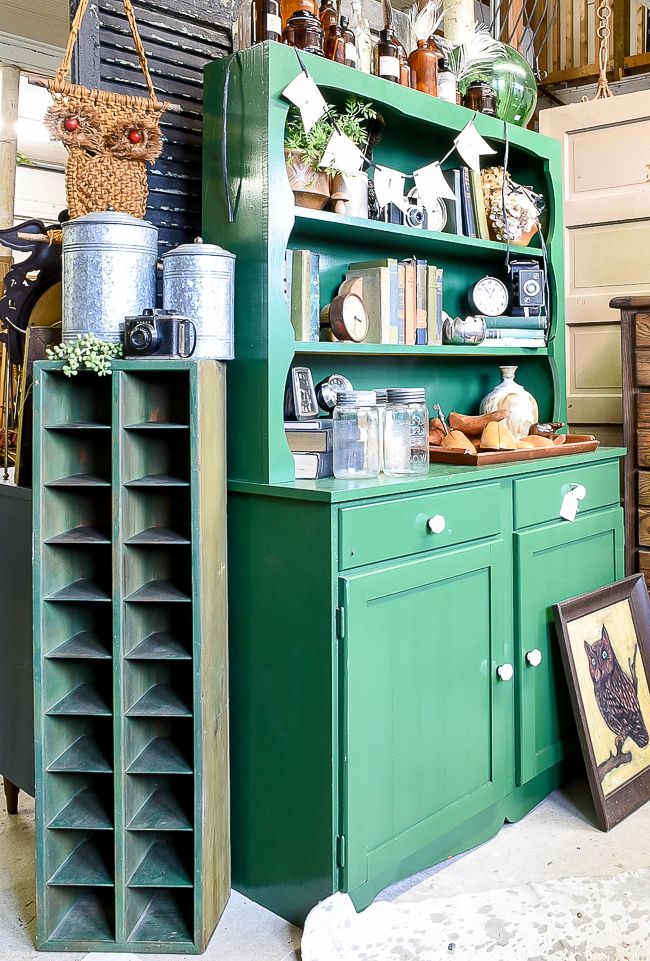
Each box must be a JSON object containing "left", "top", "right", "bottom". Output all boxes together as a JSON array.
[
  {"left": 339, "top": 483, "right": 501, "bottom": 570},
  {"left": 513, "top": 461, "right": 619, "bottom": 530}
]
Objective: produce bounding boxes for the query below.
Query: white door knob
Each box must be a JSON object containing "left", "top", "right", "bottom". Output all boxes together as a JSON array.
[
  {"left": 427, "top": 515, "right": 446, "bottom": 534},
  {"left": 497, "top": 663, "right": 514, "bottom": 681},
  {"left": 526, "top": 648, "right": 543, "bottom": 667}
]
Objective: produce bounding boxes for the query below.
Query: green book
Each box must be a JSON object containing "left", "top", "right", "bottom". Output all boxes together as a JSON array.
[
  {"left": 470, "top": 170, "right": 490, "bottom": 241},
  {"left": 290, "top": 250, "right": 320, "bottom": 342}
]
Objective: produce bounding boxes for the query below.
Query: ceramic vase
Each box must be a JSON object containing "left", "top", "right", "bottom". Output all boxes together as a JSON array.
[
  {"left": 480, "top": 365, "right": 538, "bottom": 440},
  {"left": 285, "top": 149, "right": 331, "bottom": 210}
]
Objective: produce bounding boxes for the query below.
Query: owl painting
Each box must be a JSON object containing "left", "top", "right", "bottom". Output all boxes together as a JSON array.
[{"left": 585, "top": 625, "right": 649, "bottom": 781}]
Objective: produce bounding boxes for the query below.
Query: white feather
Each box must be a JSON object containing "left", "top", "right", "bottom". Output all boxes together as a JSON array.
[
  {"left": 436, "top": 22, "right": 506, "bottom": 83},
  {"left": 403, "top": 0, "right": 444, "bottom": 53}
]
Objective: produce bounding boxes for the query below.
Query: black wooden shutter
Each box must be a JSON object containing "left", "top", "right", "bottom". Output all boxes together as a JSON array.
[{"left": 72, "top": 0, "right": 233, "bottom": 254}]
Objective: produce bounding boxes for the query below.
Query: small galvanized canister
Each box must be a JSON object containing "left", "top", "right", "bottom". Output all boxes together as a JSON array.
[
  {"left": 62, "top": 211, "right": 158, "bottom": 344},
  {"left": 162, "top": 238, "right": 235, "bottom": 360}
]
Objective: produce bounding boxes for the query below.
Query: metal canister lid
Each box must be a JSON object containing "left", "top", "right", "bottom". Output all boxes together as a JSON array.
[
  {"left": 386, "top": 388, "right": 427, "bottom": 404},
  {"left": 63, "top": 210, "right": 158, "bottom": 231},
  {"left": 374, "top": 388, "right": 388, "bottom": 405},
  {"left": 162, "top": 237, "right": 235, "bottom": 260},
  {"left": 336, "top": 390, "right": 377, "bottom": 407}
]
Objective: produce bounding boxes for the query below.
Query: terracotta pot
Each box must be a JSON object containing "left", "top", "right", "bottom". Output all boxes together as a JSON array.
[{"left": 285, "top": 149, "right": 330, "bottom": 210}]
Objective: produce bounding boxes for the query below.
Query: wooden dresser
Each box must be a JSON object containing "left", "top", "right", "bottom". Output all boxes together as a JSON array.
[{"left": 613, "top": 297, "right": 650, "bottom": 581}]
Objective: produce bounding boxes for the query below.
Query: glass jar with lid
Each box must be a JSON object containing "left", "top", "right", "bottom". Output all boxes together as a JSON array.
[
  {"left": 383, "top": 387, "right": 429, "bottom": 476},
  {"left": 333, "top": 390, "right": 380, "bottom": 479},
  {"left": 374, "top": 388, "right": 388, "bottom": 471},
  {"left": 283, "top": 8, "right": 324, "bottom": 54}
]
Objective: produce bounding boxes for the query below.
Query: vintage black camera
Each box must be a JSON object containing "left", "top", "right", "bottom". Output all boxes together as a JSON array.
[
  {"left": 124, "top": 309, "right": 197, "bottom": 358},
  {"left": 381, "top": 188, "right": 428, "bottom": 230},
  {"left": 508, "top": 260, "right": 546, "bottom": 317}
]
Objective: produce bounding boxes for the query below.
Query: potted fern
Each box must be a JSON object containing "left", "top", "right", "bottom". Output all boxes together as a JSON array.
[{"left": 284, "top": 97, "right": 376, "bottom": 212}]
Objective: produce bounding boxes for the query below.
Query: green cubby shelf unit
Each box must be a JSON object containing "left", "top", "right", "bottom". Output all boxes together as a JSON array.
[
  {"left": 33, "top": 360, "right": 230, "bottom": 953},
  {"left": 203, "top": 41, "right": 566, "bottom": 487}
]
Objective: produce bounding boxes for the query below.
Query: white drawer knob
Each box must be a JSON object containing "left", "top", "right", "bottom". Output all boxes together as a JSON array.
[
  {"left": 571, "top": 484, "right": 587, "bottom": 501},
  {"left": 526, "top": 648, "right": 542, "bottom": 667},
  {"left": 427, "top": 515, "right": 446, "bottom": 534},
  {"left": 497, "top": 663, "right": 514, "bottom": 682}
]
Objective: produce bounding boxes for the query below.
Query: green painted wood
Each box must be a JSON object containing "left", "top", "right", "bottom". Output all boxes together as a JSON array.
[
  {"left": 295, "top": 342, "right": 549, "bottom": 357},
  {"left": 204, "top": 43, "right": 567, "bottom": 486},
  {"left": 341, "top": 538, "right": 509, "bottom": 893},
  {"left": 514, "top": 506, "right": 625, "bottom": 785},
  {"left": 339, "top": 481, "right": 501, "bottom": 569},
  {"left": 513, "top": 460, "right": 621, "bottom": 529},
  {"left": 34, "top": 361, "right": 229, "bottom": 952}
]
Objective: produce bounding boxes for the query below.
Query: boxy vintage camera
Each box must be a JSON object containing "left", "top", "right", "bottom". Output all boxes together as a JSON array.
[
  {"left": 381, "top": 188, "right": 428, "bottom": 230},
  {"left": 509, "top": 260, "right": 546, "bottom": 317},
  {"left": 124, "top": 309, "right": 197, "bottom": 358}
]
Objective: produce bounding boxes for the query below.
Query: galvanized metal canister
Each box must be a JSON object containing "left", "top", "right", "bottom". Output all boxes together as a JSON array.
[
  {"left": 62, "top": 211, "right": 158, "bottom": 344},
  {"left": 162, "top": 238, "right": 235, "bottom": 360}
]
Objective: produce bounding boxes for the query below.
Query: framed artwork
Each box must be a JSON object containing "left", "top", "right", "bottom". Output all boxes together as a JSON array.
[{"left": 554, "top": 575, "right": 650, "bottom": 830}]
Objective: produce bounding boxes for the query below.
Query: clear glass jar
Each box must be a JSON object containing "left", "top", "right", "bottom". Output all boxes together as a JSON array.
[
  {"left": 333, "top": 390, "right": 380, "bottom": 479},
  {"left": 384, "top": 387, "right": 429, "bottom": 476},
  {"left": 374, "top": 388, "right": 388, "bottom": 472}
]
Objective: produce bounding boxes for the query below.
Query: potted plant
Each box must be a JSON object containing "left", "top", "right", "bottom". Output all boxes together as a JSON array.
[{"left": 284, "top": 96, "right": 376, "bottom": 213}]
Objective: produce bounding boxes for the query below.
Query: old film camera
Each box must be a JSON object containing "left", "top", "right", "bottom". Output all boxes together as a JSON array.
[{"left": 508, "top": 259, "right": 546, "bottom": 317}]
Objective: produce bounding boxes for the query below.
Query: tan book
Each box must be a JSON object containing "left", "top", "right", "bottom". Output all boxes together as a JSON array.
[
  {"left": 470, "top": 170, "right": 490, "bottom": 241},
  {"left": 402, "top": 260, "right": 416, "bottom": 346},
  {"left": 396, "top": 264, "right": 406, "bottom": 344},
  {"left": 345, "top": 267, "right": 392, "bottom": 344}
]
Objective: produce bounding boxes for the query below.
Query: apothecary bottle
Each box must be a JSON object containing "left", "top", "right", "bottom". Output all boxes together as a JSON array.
[
  {"left": 340, "top": 16, "right": 358, "bottom": 67},
  {"left": 384, "top": 387, "right": 429, "bottom": 476},
  {"left": 319, "top": 0, "right": 337, "bottom": 32},
  {"left": 350, "top": 0, "right": 372, "bottom": 73},
  {"left": 436, "top": 58, "right": 458, "bottom": 104},
  {"left": 280, "top": 0, "right": 318, "bottom": 30},
  {"left": 373, "top": 28, "right": 400, "bottom": 83},
  {"left": 333, "top": 390, "right": 380, "bottom": 479},
  {"left": 408, "top": 39, "right": 438, "bottom": 95},
  {"left": 398, "top": 45, "right": 412, "bottom": 86},
  {"left": 283, "top": 9, "right": 324, "bottom": 54},
  {"left": 324, "top": 20, "right": 345, "bottom": 62},
  {"left": 254, "top": 0, "right": 283, "bottom": 41},
  {"left": 463, "top": 80, "right": 497, "bottom": 116}
]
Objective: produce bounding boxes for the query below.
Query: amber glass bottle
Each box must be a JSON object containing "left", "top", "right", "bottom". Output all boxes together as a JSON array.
[
  {"left": 319, "top": 0, "right": 338, "bottom": 33},
  {"left": 398, "top": 46, "right": 411, "bottom": 86},
  {"left": 373, "top": 28, "right": 400, "bottom": 82},
  {"left": 408, "top": 39, "right": 438, "bottom": 95},
  {"left": 324, "top": 21, "right": 346, "bottom": 62},
  {"left": 255, "top": 0, "right": 282, "bottom": 42},
  {"left": 340, "top": 16, "right": 358, "bottom": 68},
  {"left": 283, "top": 8, "right": 324, "bottom": 53},
  {"left": 280, "top": 0, "right": 318, "bottom": 29}
]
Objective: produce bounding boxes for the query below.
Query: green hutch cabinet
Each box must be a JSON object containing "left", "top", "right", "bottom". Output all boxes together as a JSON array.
[{"left": 203, "top": 42, "right": 625, "bottom": 924}]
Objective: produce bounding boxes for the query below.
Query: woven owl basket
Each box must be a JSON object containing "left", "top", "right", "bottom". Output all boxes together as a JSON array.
[{"left": 44, "top": 0, "right": 170, "bottom": 228}]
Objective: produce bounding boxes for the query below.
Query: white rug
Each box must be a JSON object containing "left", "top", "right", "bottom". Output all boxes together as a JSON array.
[{"left": 302, "top": 871, "right": 650, "bottom": 961}]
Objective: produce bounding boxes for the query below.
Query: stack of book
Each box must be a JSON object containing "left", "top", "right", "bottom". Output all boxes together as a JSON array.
[
  {"left": 480, "top": 315, "right": 547, "bottom": 348},
  {"left": 343, "top": 258, "right": 444, "bottom": 346},
  {"left": 285, "top": 420, "right": 333, "bottom": 479},
  {"left": 447, "top": 167, "right": 491, "bottom": 241}
]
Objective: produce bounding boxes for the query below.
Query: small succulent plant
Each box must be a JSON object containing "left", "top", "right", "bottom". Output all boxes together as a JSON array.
[{"left": 47, "top": 333, "right": 123, "bottom": 377}]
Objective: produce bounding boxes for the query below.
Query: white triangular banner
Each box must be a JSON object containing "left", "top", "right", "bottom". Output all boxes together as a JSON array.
[
  {"left": 454, "top": 120, "right": 497, "bottom": 172},
  {"left": 319, "top": 131, "right": 366, "bottom": 175},
  {"left": 373, "top": 165, "right": 408, "bottom": 212},
  {"left": 282, "top": 71, "right": 329, "bottom": 133},
  {"left": 412, "top": 161, "right": 456, "bottom": 215}
]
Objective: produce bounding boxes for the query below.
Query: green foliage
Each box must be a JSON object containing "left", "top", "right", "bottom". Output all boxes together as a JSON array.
[
  {"left": 284, "top": 96, "right": 376, "bottom": 175},
  {"left": 47, "top": 333, "right": 123, "bottom": 377}
]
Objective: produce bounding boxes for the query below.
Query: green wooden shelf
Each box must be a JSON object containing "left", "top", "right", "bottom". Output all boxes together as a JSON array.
[
  {"left": 50, "top": 891, "right": 115, "bottom": 943},
  {"left": 126, "top": 633, "right": 192, "bottom": 661},
  {"left": 126, "top": 684, "right": 192, "bottom": 718},
  {"left": 34, "top": 364, "right": 229, "bottom": 950},
  {"left": 127, "top": 737, "right": 192, "bottom": 776},
  {"left": 294, "top": 341, "right": 548, "bottom": 357},
  {"left": 128, "top": 891, "right": 193, "bottom": 944},
  {"left": 129, "top": 840, "right": 193, "bottom": 888},
  {"left": 47, "top": 736, "right": 112, "bottom": 774},
  {"left": 48, "top": 840, "right": 114, "bottom": 887},
  {"left": 128, "top": 789, "right": 193, "bottom": 832},
  {"left": 49, "top": 789, "right": 113, "bottom": 831},
  {"left": 47, "top": 684, "right": 112, "bottom": 717},
  {"left": 46, "top": 632, "right": 112, "bottom": 660}
]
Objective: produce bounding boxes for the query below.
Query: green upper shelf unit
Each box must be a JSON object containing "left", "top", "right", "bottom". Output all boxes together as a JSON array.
[{"left": 203, "top": 41, "right": 566, "bottom": 487}]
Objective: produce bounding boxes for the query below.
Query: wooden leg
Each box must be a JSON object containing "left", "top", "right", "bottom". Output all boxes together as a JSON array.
[{"left": 3, "top": 777, "right": 19, "bottom": 815}]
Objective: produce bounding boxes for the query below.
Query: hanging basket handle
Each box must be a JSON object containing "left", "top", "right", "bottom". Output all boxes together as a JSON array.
[{"left": 58, "top": 0, "right": 159, "bottom": 104}]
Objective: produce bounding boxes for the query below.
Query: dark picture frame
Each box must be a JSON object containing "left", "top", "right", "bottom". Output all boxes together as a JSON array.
[{"left": 554, "top": 574, "right": 650, "bottom": 831}]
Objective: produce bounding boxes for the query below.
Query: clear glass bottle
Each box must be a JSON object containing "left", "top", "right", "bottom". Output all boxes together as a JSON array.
[
  {"left": 340, "top": 16, "right": 358, "bottom": 68},
  {"left": 437, "top": 58, "right": 458, "bottom": 104},
  {"left": 333, "top": 390, "right": 380, "bottom": 479},
  {"left": 384, "top": 387, "right": 429, "bottom": 476},
  {"left": 375, "top": 388, "right": 388, "bottom": 472},
  {"left": 373, "top": 28, "right": 400, "bottom": 83},
  {"left": 349, "top": 0, "right": 372, "bottom": 74}
]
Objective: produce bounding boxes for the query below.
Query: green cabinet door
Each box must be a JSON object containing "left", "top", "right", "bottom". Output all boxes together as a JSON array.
[
  {"left": 514, "top": 506, "right": 624, "bottom": 786},
  {"left": 339, "top": 539, "right": 510, "bottom": 897}
]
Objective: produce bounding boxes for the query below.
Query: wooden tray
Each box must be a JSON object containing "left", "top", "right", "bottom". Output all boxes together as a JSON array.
[{"left": 429, "top": 434, "right": 600, "bottom": 466}]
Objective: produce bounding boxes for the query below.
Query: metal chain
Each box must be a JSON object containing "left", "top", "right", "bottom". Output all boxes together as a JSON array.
[{"left": 594, "top": 0, "right": 613, "bottom": 99}]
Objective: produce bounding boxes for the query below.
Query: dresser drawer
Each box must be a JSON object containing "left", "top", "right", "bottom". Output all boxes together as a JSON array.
[
  {"left": 513, "top": 461, "right": 619, "bottom": 530},
  {"left": 339, "top": 483, "right": 501, "bottom": 570}
]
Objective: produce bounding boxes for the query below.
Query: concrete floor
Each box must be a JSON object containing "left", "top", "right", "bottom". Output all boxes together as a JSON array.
[{"left": 2, "top": 778, "right": 650, "bottom": 959}]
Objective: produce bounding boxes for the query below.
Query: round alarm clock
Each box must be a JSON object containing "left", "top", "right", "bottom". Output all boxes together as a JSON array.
[
  {"left": 468, "top": 276, "right": 509, "bottom": 317},
  {"left": 315, "top": 374, "right": 353, "bottom": 413},
  {"left": 321, "top": 292, "right": 369, "bottom": 343}
]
